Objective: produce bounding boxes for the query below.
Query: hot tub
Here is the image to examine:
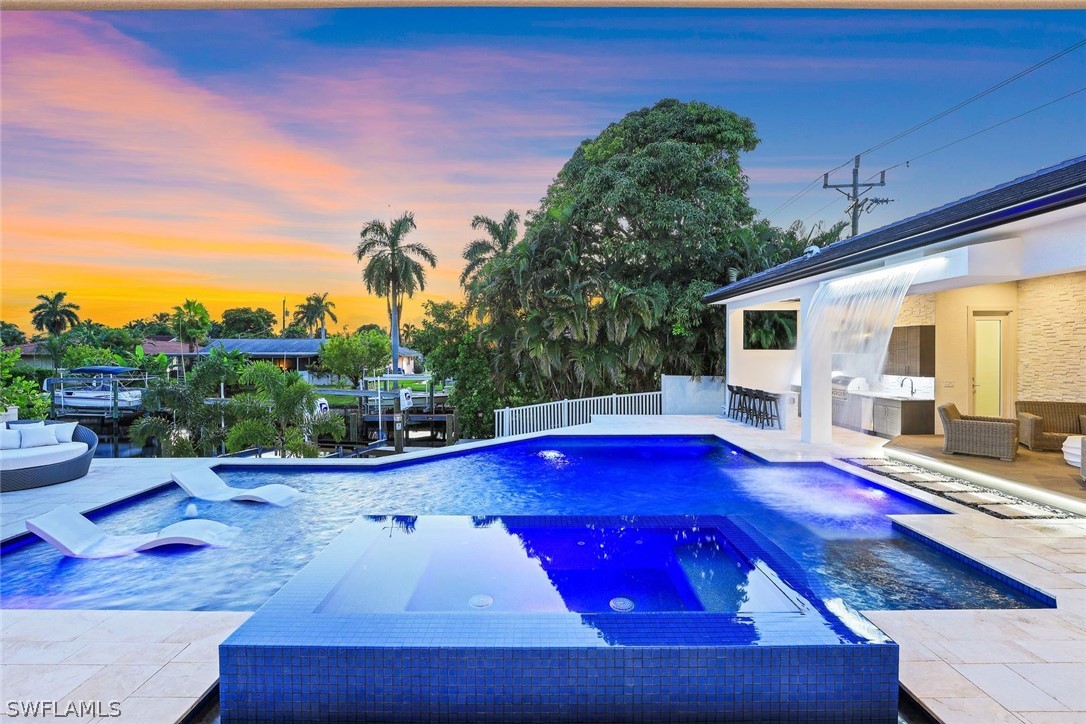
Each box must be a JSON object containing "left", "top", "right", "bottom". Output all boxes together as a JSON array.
[{"left": 220, "top": 514, "right": 899, "bottom": 722}]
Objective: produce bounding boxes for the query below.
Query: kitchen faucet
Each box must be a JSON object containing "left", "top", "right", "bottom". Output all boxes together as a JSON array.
[{"left": 900, "top": 377, "right": 915, "bottom": 397}]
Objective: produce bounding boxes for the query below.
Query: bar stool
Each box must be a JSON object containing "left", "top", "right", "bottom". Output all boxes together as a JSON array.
[
  {"left": 755, "top": 390, "right": 782, "bottom": 429},
  {"left": 738, "top": 387, "right": 755, "bottom": 425},
  {"left": 727, "top": 385, "right": 742, "bottom": 419}
]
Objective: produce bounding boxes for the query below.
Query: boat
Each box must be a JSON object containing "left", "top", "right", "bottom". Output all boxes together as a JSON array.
[{"left": 45, "top": 366, "right": 146, "bottom": 411}]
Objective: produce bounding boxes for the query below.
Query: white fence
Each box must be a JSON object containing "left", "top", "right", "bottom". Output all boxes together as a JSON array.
[{"left": 494, "top": 391, "right": 662, "bottom": 437}]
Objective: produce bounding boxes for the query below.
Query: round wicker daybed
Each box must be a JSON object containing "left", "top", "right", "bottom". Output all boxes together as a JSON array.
[{"left": 1, "top": 421, "right": 99, "bottom": 493}]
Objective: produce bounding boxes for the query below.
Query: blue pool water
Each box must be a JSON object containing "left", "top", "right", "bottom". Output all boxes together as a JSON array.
[{"left": 0, "top": 435, "right": 1048, "bottom": 611}]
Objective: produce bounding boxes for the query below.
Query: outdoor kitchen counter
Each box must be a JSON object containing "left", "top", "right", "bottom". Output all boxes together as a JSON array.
[{"left": 849, "top": 390, "right": 935, "bottom": 402}]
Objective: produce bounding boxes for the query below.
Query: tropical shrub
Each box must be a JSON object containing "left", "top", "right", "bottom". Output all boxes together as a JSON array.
[
  {"left": 225, "top": 362, "right": 345, "bottom": 457},
  {"left": 62, "top": 344, "right": 122, "bottom": 370},
  {"left": 0, "top": 350, "right": 49, "bottom": 420}
]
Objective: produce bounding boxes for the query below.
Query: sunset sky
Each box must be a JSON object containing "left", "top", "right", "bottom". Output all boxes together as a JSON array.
[{"left": 2, "top": 8, "right": 1083, "bottom": 335}]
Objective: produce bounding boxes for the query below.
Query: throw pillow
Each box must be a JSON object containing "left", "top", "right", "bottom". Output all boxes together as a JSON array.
[
  {"left": 0, "top": 429, "right": 20, "bottom": 450},
  {"left": 7, "top": 420, "right": 44, "bottom": 430},
  {"left": 52, "top": 422, "right": 79, "bottom": 444},
  {"left": 19, "top": 426, "right": 59, "bottom": 448}
]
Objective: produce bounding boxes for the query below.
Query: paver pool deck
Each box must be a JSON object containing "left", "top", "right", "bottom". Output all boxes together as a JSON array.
[{"left": 2, "top": 415, "right": 1084, "bottom": 723}]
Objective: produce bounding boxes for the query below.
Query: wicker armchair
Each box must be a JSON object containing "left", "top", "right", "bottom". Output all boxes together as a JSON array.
[
  {"left": 938, "top": 403, "right": 1019, "bottom": 462},
  {"left": 1015, "top": 401, "right": 1086, "bottom": 451}
]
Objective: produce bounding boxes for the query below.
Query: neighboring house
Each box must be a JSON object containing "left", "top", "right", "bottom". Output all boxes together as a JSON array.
[
  {"left": 395, "top": 347, "right": 422, "bottom": 375},
  {"left": 2, "top": 337, "right": 188, "bottom": 372},
  {"left": 2, "top": 340, "right": 52, "bottom": 369},
  {"left": 704, "top": 155, "right": 1086, "bottom": 444},
  {"left": 195, "top": 339, "right": 423, "bottom": 376}
]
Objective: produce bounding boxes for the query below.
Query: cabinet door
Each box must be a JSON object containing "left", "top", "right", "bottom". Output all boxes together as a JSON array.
[
  {"left": 884, "top": 404, "right": 902, "bottom": 436},
  {"left": 905, "top": 326, "right": 921, "bottom": 376},
  {"left": 883, "top": 329, "right": 903, "bottom": 375},
  {"left": 918, "top": 325, "right": 936, "bottom": 376},
  {"left": 873, "top": 401, "right": 887, "bottom": 433}
]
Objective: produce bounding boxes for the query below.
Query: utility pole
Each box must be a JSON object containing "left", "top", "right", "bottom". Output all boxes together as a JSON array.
[
  {"left": 823, "top": 155, "right": 893, "bottom": 237},
  {"left": 281, "top": 298, "right": 287, "bottom": 335}
]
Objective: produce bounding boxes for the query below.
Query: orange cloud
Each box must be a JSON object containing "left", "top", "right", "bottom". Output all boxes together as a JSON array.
[{"left": 2, "top": 13, "right": 600, "bottom": 334}]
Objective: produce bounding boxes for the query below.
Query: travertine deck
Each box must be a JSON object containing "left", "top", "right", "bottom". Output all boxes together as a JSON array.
[{"left": 2, "top": 416, "right": 1084, "bottom": 723}]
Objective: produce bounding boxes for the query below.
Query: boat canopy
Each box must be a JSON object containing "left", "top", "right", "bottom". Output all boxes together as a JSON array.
[{"left": 69, "top": 366, "right": 139, "bottom": 375}]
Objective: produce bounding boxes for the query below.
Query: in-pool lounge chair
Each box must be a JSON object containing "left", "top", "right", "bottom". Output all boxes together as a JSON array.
[
  {"left": 26, "top": 505, "right": 239, "bottom": 559},
  {"left": 172, "top": 467, "right": 301, "bottom": 506}
]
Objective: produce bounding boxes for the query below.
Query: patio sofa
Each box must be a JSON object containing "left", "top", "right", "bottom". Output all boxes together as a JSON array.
[
  {"left": 1015, "top": 401, "right": 1086, "bottom": 452},
  {"left": 1, "top": 421, "right": 98, "bottom": 493},
  {"left": 938, "top": 403, "right": 1019, "bottom": 462}
]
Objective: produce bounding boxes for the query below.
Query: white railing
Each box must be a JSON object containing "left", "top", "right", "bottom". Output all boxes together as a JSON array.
[{"left": 494, "top": 391, "right": 662, "bottom": 437}]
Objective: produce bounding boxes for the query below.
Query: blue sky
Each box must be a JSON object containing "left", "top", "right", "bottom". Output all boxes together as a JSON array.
[{"left": 3, "top": 8, "right": 1083, "bottom": 328}]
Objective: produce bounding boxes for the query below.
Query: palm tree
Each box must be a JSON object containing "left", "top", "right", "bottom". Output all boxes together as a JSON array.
[
  {"left": 171, "top": 300, "right": 212, "bottom": 382},
  {"left": 460, "top": 210, "right": 520, "bottom": 288},
  {"left": 293, "top": 293, "right": 338, "bottom": 339},
  {"left": 30, "top": 292, "right": 80, "bottom": 336},
  {"left": 355, "top": 212, "right": 436, "bottom": 374}
]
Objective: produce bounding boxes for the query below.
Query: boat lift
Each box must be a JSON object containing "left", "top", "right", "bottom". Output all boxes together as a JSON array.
[{"left": 315, "top": 373, "right": 458, "bottom": 454}]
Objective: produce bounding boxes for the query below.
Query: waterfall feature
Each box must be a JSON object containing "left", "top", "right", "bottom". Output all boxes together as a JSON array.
[{"left": 802, "top": 265, "right": 920, "bottom": 385}]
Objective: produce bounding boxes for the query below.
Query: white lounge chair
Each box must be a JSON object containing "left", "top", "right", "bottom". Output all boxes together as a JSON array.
[
  {"left": 171, "top": 467, "right": 301, "bottom": 506},
  {"left": 25, "top": 505, "right": 239, "bottom": 559}
]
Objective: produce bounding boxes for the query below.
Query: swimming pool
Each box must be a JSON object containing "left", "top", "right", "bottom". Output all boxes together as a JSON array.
[{"left": 0, "top": 435, "right": 1049, "bottom": 611}]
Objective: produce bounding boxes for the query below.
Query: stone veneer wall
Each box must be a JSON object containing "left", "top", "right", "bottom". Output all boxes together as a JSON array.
[
  {"left": 894, "top": 293, "right": 936, "bottom": 326},
  {"left": 1017, "top": 271, "right": 1086, "bottom": 403}
]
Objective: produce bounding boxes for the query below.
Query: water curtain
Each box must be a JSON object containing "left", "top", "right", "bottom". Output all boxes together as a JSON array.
[{"left": 803, "top": 265, "right": 919, "bottom": 384}]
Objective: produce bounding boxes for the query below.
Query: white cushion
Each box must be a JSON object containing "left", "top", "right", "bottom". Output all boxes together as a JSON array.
[
  {"left": 52, "top": 422, "right": 79, "bottom": 444},
  {"left": 19, "top": 426, "right": 59, "bottom": 448},
  {"left": 6, "top": 421, "right": 43, "bottom": 430},
  {"left": 1, "top": 429, "right": 20, "bottom": 450},
  {"left": 0, "top": 442, "right": 88, "bottom": 471}
]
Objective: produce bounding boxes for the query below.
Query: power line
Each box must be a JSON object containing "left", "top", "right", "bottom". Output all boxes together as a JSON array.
[
  {"left": 858, "top": 39, "right": 1086, "bottom": 158},
  {"left": 866, "top": 85, "right": 1086, "bottom": 181},
  {"left": 763, "top": 38, "right": 1086, "bottom": 220}
]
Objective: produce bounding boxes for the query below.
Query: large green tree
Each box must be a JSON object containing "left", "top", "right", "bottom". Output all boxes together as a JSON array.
[
  {"left": 318, "top": 331, "right": 391, "bottom": 388},
  {"left": 410, "top": 301, "right": 471, "bottom": 382},
  {"left": 0, "top": 321, "right": 27, "bottom": 347},
  {"left": 30, "top": 292, "right": 80, "bottom": 337},
  {"left": 355, "top": 212, "right": 437, "bottom": 375},
  {"left": 461, "top": 99, "right": 762, "bottom": 399},
  {"left": 219, "top": 307, "right": 277, "bottom": 338}
]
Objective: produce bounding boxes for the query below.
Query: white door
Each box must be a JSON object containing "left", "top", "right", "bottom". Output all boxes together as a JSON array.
[{"left": 972, "top": 317, "right": 1003, "bottom": 417}]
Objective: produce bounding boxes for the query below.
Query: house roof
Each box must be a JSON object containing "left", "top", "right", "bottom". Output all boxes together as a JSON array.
[
  {"left": 196, "top": 338, "right": 423, "bottom": 359},
  {"left": 199, "top": 338, "right": 324, "bottom": 356},
  {"left": 3, "top": 341, "right": 46, "bottom": 356},
  {"left": 3, "top": 338, "right": 188, "bottom": 357},
  {"left": 704, "top": 154, "right": 1086, "bottom": 304}
]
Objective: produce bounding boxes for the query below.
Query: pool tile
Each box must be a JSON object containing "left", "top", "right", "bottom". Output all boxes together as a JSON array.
[
  {"left": 2, "top": 610, "right": 113, "bottom": 642},
  {"left": 899, "top": 660, "right": 986, "bottom": 698},
  {"left": 924, "top": 696, "right": 1021, "bottom": 723},
  {"left": 1, "top": 663, "right": 104, "bottom": 703},
  {"left": 61, "top": 664, "right": 162, "bottom": 707},
  {"left": 1008, "top": 663, "right": 1086, "bottom": 710},
  {"left": 63, "top": 641, "right": 187, "bottom": 666},
  {"left": 130, "top": 661, "right": 218, "bottom": 699},
  {"left": 1, "top": 639, "right": 87, "bottom": 664},
  {"left": 88, "top": 696, "right": 195, "bottom": 724},
  {"left": 953, "top": 663, "right": 1069, "bottom": 712}
]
